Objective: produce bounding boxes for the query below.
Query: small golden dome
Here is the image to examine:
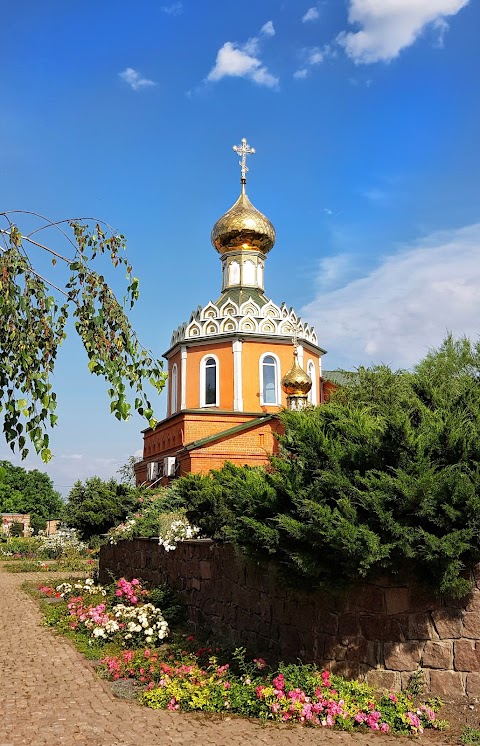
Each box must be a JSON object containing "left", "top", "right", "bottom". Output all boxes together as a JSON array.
[
  {"left": 281, "top": 352, "right": 312, "bottom": 396},
  {"left": 211, "top": 188, "right": 276, "bottom": 255}
]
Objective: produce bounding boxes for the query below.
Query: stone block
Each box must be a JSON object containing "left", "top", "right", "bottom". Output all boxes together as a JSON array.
[
  {"left": 199, "top": 560, "right": 212, "bottom": 579},
  {"left": 315, "top": 610, "right": 338, "bottom": 636},
  {"left": 432, "top": 609, "right": 464, "bottom": 639},
  {"left": 422, "top": 640, "right": 453, "bottom": 669},
  {"left": 344, "top": 637, "right": 368, "bottom": 664},
  {"left": 365, "top": 669, "right": 400, "bottom": 691},
  {"left": 466, "top": 673, "right": 480, "bottom": 698},
  {"left": 466, "top": 591, "right": 480, "bottom": 612},
  {"left": 347, "top": 585, "right": 385, "bottom": 614},
  {"left": 360, "top": 613, "right": 408, "bottom": 642},
  {"left": 191, "top": 577, "right": 201, "bottom": 591},
  {"left": 408, "top": 612, "right": 437, "bottom": 640},
  {"left": 366, "top": 640, "right": 383, "bottom": 668},
  {"left": 455, "top": 639, "right": 480, "bottom": 672},
  {"left": 330, "top": 660, "right": 362, "bottom": 679},
  {"left": 462, "top": 612, "right": 480, "bottom": 639},
  {"left": 384, "top": 641, "right": 424, "bottom": 671},
  {"left": 338, "top": 613, "right": 360, "bottom": 637},
  {"left": 408, "top": 586, "right": 437, "bottom": 613},
  {"left": 430, "top": 670, "right": 465, "bottom": 697},
  {"left": 385, "top": 588, "right": 410, "bottom": 615}
]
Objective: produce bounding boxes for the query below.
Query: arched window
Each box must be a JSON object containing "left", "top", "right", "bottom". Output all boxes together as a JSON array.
[
  {"left": 170, "top": 364, "right": 178, "bottom": 414},
  {"left": 260, "top": 353, "right": 280, "bottom": 405},
  {"left": 200, "top": 354, "right": 219, "bottom": 407},
  {"left": 307, "top": 360, "right": 317, "bottom": 405}
]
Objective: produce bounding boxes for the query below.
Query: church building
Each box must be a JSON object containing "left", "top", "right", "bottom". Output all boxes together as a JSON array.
[{"left": 135, "top": 139, "right": 326, "bottom": 486}]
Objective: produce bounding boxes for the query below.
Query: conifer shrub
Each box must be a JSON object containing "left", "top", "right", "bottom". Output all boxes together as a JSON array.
[{"left": 178, "top": 336, "right": 480, "bottom": 598}]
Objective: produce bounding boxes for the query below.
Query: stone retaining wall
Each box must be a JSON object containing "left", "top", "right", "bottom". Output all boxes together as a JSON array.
[{"left": 99, "top": 538, "right": 480, "bottom": 697}]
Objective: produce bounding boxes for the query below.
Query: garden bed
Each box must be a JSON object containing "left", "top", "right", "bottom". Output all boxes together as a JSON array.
[{"left": 28, "top": 574, "right": 452, "bottom": 738}]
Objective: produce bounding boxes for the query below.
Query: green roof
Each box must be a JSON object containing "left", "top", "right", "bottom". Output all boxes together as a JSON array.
[
  {"left": 322, "top": 370, "right": 356, "bottom": 385},
  {"left": 215, "top": 287, "right": 269, "bottom": 308}
]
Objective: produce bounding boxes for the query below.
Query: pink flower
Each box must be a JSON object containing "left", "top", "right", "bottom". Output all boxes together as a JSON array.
[
  {"left": 272, "top": 674, "right": 285, "bottom": 690},
  {"left": 389, "top": 693, "right": 398, "bottom": 703},
  {"left": 253, "top": 658, "right": 266, "bottom": 669},
  {"left": 167, "top": 697, "right": 179, "bottom": 711},
  {"left": 381, "top": 723, "right": 390, "bottom": 733}
]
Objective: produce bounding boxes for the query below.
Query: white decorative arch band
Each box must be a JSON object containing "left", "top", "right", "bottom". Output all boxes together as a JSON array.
[{"left": 171, "top": 297, "right": 318, "bottom": 348}]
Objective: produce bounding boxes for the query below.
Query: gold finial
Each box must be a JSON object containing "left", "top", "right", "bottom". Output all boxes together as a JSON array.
[{"left": 233, "top": 137, "right": 255, "bottom": 191}]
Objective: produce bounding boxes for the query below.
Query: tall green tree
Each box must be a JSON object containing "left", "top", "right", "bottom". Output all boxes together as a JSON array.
[
  {"left": 65, "top": 476, "right": 139, "bottom": 540},
  {"left": 178, "top": 336, "right": 480, "bottom": 598},
  {"left": 0, "top": 212, "right": 167, "bottom": 463},
  {"left": 0, "top": 460, "right": 64, "bottom": 532}
]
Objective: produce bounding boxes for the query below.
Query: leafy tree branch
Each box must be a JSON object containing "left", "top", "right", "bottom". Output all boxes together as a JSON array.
[{"left": 0, "top": 211, "right": 167, "bottom": 462}]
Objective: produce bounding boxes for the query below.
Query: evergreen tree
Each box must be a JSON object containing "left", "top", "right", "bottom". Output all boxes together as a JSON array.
[
  {"left": 176, "top": 336, "right": 480, "bottom": 598},
  {"left": 65, "top": 476, "right": 138, "bottom": 540}
]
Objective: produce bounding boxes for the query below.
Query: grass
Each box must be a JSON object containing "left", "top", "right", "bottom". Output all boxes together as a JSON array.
[
  {"left": 461, "top": 727, "right": 480, "bottom": 744},
  {"left": 3, "top": 558, "right": 96, "bottom": 573}
]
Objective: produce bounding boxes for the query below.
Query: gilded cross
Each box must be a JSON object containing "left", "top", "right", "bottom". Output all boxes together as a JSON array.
[
  {"left": 292, "top": 325, "right": 298, "bottom": 353},
  {"left": 233, "top": 138, "right": 255, "bottom": 182}
]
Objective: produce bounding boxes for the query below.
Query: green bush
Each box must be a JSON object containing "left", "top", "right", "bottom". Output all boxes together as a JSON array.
[{"left": 175, "top": 336, "right": 480, "bottom": 598}]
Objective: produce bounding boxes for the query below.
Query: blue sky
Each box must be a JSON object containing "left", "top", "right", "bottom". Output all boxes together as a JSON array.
[{"left": 1, "top": 0, "right": 479, "bottom": 493}]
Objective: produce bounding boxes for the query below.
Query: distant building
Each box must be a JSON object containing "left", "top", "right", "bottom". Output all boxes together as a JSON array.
[
  {"left": 136, "top": 138, "right": 331, "bottom": 486},
  {"left": 45, "top": 519, "right": 61, "bottom": 536},
  {"left": 1, "top": 513, "right": 31, "bottom": 537}
]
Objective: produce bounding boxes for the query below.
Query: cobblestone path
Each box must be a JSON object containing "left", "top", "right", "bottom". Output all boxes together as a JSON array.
[{"left": 0, "top": 568, "right": 451, "bottom": 746}]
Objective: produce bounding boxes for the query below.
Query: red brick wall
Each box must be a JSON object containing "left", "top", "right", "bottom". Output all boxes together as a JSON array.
[{"left": 100, "top": 539, "right": 480, "bottom": 697}]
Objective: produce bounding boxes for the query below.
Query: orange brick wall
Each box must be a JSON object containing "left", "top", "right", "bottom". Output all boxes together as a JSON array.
[
  {"left": 136, "top": 411, "right": 284, "bottom": 485},
  {"left": 184, "top": 341, "right": 234, "bottom": 410}
]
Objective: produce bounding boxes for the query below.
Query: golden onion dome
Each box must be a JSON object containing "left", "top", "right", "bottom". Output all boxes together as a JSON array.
[
  {"left": 211, "top": 187, "right": 276, "bottom": 255},
  {"left": 281, "top": 352, "right": 312, "bottom": 396}
]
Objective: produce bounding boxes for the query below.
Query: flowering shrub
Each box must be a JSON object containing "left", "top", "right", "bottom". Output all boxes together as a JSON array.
[
  {"left": 106, "top": 486, "right": 199, "bottom": 548},
  {"left": 107, "top": 518, "right": 137, "bottom": 544},
  {"left": 56, "top": 578, "right": 106, "bottom": 599},
  {"left": 157, "top": 513, "right": 200, "bottom": 551},
  {"left": 98, "top": 647, "right": 445, "bottom": 735},
  {"left": 113, "top": 577, "right": 148, "bottom": 605},
  {"left": 39, "top": 576, "right": 170, "bottom": 648},
  {"left": 112, "top": 603, "right": 169, "bottom": 645},
  {"left": 37, "top": 529, "right": 87, "bottom": 559}
]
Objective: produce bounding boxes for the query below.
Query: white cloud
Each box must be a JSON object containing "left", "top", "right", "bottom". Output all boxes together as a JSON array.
[
  {"left": 261, "top": 20, "right": 275, "bottom": 37},
  {"left": 294, "top": 68, "right": 309, "bottom": 79},
  {"left": 337, "top": 0, "right": 470, "bottom": 64},
  {"left": 308, "top": 47, "right": 324, "bottom": 64},
  {"left": 119, "top": 67, "right": 156, "bottom": 91},
  {"left": 302, "top": 7, "right": 320, "bottom": 23},
  {"left": 302, "top": 224, "right": 480, "bottom": 370},
  {"left": 161, "top": 2, "right": 183, "bottom": 14},
  {"left": 293, "top": 45, "right": 325, "bottom": 79},
  {"left": 206, "top": 25, "right": 278, "bottom": 88}
]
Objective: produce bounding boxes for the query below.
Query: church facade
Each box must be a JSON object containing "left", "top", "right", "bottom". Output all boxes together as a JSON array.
[{"left": 135, "top": 139, "right": 327, "bottom": 486}]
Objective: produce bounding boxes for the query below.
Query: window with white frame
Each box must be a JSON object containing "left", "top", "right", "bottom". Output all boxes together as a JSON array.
[
  {"left": 307, "top": 360, "right": 317, "bottom": 405},
  {"left": 260, "top": 353, "right": 280, "bottom": 405},
  {"left": 170, "top": 363, "right": 178, "bottom": 414},
  {"left": 200, "top": 355, "right": 219, "bottom": 407}
]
